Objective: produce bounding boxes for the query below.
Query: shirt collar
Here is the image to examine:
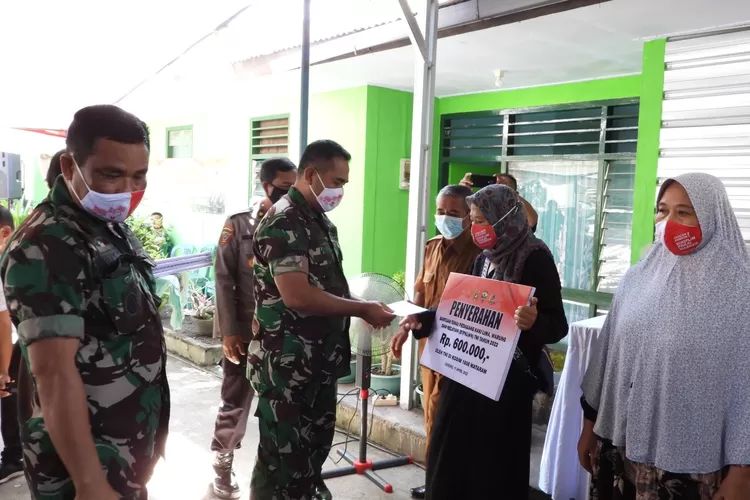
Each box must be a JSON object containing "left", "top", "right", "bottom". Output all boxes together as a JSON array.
[
  {"left": 288, "top": 186, "right": 323, "bottom": 220},
  {"left": 49, "top": 175, "right": 76, "bottom": 208},
  {"left": 444, "top": 227, "right": 475, "bottom": 253}
]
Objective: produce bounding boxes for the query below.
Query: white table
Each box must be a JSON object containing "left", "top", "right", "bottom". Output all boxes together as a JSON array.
[{"left": 539, "top": 314, "right": 607, "bottom": 500}]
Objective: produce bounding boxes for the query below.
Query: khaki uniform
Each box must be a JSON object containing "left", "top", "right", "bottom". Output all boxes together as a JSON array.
[
  {"left": 213, "top": 203, "right": 264, "bottom": 341},
  {"left": 210, "top": 203, "right": 264, "bottom": 455},
  {"left": 414, "top": 231, "right": 480, "bottom": 446}
]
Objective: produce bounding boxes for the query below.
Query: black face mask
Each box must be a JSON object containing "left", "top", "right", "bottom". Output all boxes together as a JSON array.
[{"left": 269, "top": 186, "right": 289, "bottom": 204}]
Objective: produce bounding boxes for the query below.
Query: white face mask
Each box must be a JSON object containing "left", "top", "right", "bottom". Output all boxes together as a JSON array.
[
  {"left": 311, "top": 170, "right": 343, "bottom": 212},
  {"left": 69, "top": 159, "right": 145, "bottom": 223}
]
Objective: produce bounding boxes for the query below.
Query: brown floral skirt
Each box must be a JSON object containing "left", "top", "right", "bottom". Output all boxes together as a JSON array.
[{"left": 590, "top": 439, "right": 727, "bottom": 500}]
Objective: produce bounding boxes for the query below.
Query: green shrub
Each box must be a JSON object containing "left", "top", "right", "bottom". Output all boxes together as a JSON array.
[{"left": 126, "top": 216, "right": 168, "bottom": 260}]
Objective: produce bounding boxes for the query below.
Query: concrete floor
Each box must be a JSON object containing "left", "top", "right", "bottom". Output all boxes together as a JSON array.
[
  {"left": 0, "top": 355, "right": 553, "bottom": 500},
  {"left": 0, "top": 355, "right": 425, "bottom": 500}
]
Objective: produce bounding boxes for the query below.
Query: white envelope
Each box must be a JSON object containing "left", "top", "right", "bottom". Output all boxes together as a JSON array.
[{"left": 387, "top": 300, "right": 427, "bottom": 317}]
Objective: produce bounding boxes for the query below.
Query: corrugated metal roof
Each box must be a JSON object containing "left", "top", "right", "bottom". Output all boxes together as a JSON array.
[{"left": 222, "top": 0, "right": 453, "bottom": 62}]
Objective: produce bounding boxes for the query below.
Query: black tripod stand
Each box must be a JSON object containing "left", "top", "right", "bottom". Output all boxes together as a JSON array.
[{"left": 322, "top": 353, "right": 413, "bottom": 493}]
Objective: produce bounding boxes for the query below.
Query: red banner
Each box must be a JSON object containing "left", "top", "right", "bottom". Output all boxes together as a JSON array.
[{"left": 11, "top": 128, "right": 66, "bottom": 138}]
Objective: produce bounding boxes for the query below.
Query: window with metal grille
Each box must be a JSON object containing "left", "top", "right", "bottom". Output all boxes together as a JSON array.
[
  {"left": 249, "top": 115, "right": 290, "bottom": 204},
  {"left": 439, "top": 100, "right": 639, "bottom": 326},
  {"left": 251, "top": 116, "right": 289, "bottom": 156},
  {"left": 442, "top": 101, "right": 639, "bottom": 161},
  {"left": 658, "top": 30, "right": 750, "bottom": 248},
  {"left": 166, "top": 126, "right": 193, "bottom": 159}
]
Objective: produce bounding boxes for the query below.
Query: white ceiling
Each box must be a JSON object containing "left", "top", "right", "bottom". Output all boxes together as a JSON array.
[
  {"left": 2, "top": 0, "right": 750, "bottom": 126},
  {"left": 122, "top": 0, "right": 750, "bottom": 118},
  {"left": 299, "top": 0, "right": 750, "bottom": 97}
]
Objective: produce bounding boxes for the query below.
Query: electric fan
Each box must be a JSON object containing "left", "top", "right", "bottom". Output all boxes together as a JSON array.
[{"left": 321, "top": 273, "right": 414, "bottom": 493}]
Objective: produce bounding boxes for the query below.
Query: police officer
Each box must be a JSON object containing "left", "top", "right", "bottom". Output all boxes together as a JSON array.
[
  {"left": 1, "top": 105, "right": 169, "bottom": 500},
  {"left": 209, "top": 158, "right": 297, "bottom": 499},
  {"left": 249, "top": 140, "right": 395, "bottom": 500}
]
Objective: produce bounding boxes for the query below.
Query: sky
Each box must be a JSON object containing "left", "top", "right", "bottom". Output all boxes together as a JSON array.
[{"left": 0, "top": 0, "right": 251, "bottom": 127}]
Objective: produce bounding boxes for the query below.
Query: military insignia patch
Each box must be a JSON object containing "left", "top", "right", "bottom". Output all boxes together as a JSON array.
[{"left": 220, "top": 225, "right": 234, "bottom": 245}]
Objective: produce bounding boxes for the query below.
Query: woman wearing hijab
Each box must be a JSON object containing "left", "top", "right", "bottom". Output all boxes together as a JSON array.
[
  {"left": 578, "top": 172, "right": 750, "bottom": 500},
  {"left": 392, "top": 184, "right": 568, "bottom": 499}
]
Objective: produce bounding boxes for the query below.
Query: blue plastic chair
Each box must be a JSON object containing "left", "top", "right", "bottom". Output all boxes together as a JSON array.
[
  {"left": 170, "top": 244, "right": 197, "bottom": 258},
  {"left": 168, "top": 245, "right": 199, "bottom": 293},
  {"left": 198, "top": 244, "right": 217, "bottom": 300}
]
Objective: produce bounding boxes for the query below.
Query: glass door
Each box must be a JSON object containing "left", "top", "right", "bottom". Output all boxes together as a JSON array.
[{"left": 509, "top": 160, "right": 599, "bottom": 325}]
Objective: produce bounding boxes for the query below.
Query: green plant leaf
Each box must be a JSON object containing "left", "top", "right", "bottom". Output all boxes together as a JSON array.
[
  {"left": 155, "top": 275, "right": 184, "bottom": 330},
  {"left": 125, "top": 215, "right": 171, "bottom": 260},
  {"left": 392, "top": 270, "right": 406, "bottom": 290}
]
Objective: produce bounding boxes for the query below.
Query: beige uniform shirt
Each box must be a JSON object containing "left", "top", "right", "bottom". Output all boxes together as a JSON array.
[{"left": 212, "top": 202, "right": 265, "bottom": 342}]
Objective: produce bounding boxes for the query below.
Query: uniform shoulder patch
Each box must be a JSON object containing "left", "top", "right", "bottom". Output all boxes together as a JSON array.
[
  {"left": 220, "top": 225, "right": 235, "bottom": 245},
  {"left": 228, "top": 208, "right": 252, "bottom": 218}
]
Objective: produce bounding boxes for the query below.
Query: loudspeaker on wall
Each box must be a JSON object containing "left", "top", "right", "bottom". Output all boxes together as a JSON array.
[{"left": 0, "top": 152, "right": 23, "bottom": 200}]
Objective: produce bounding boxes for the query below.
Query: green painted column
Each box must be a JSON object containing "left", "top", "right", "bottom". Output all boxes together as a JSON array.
[{"left": 630, "top": 39, "right": 666, "bottom": 264}]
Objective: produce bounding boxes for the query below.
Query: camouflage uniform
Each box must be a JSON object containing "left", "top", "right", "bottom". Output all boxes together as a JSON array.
[
  {"left": 0, "top": 178, "right": 170, "bottom": 500},
  {"left": 248, "top": 186, "right": 350, "bottom": 500}
]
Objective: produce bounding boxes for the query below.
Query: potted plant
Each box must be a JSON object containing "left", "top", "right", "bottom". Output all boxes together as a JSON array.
[
  {"left": 392, "top": 270, "right": 406, "bottom": 290},
  {"left": 367, "top": 271, "right": 408, "bottom": 396},
  {"left": 371, "top": 351, "right": 401, "bottom": 397},
  {"left": 188, "top": 286, "right": 215, "bottom": 336},
  {"left": 415, "top": 383, "right": 424, "bottom": 409},
  {"left": 337, "top": 359, "right": 357, "bottom": 384}
]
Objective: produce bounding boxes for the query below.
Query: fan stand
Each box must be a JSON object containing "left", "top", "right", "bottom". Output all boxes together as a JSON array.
[{"left": 321, "top": 352, "right": 414, "bottom": 493}]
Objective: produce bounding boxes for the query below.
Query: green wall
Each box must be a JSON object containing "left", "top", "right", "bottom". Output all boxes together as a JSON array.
[
  {"left": 630, "top": 39, "right": 666, "bottom": 263},
  {"left": 308, "top": 87, "right": 369, "bottom": 277},
  {"left": 147, "top": 49, "right": 668, "bottom": 281},
  {"left": 361, "top": 87, "right": 413, "bottom": 277},
  {"left": 146, "top": 87, "right": 374, "bottom": 277},
  {"left": 437, "top": 76, "right": 642, "bottom": 115}
]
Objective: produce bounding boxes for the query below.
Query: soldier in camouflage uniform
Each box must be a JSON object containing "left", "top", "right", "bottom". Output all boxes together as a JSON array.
[
  {"left": 209, "top": 157, "right": 297, "bottom": 500},
  {"left": 0, "top": 105, "right": 169, "bottom": 500},
  {"left": 248, "top": 140, "right": 395, "bottom": 500}
]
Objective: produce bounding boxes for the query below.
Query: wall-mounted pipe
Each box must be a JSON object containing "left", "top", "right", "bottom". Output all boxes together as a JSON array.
[{"left": 300, "top": 0, "right": 311, "bottom": 152}]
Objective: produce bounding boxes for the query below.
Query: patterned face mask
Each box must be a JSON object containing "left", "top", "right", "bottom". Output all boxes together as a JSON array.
[
  {"left": 311, "top": 171, "right": 343, "bottom": 212},
  {"left": 69, "top": 159, "right": 144, "bottom": 223}
]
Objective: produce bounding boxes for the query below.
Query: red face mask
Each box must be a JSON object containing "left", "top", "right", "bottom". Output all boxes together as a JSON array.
[
  {"left": 470, "top": 206, "right": 519, "bottom": 250},
  {"left": 656, "top": 219, "right": 703, "bottom": 255},
  {"left": 471, "top": 224, "right": 497, "bottom": 249}
]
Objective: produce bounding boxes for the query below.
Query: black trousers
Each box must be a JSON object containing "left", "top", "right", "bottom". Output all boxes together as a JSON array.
[
  {"left": 210, "top": 344, "right": 255, "bottom": 454},
  {"left": 0, "top": 342, "right": 22, "bottom": 464}
]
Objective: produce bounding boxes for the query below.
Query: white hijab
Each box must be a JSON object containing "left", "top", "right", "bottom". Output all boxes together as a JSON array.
[{"left": 582, "top": 172, "right": 750, "bottom": 474}]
